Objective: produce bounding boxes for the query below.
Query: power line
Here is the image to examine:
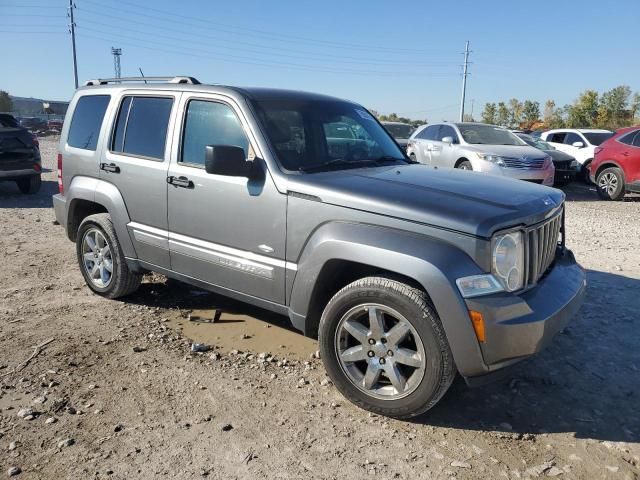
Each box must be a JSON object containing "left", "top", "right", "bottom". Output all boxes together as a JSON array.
[
  {"left": 78, "top": 31, "right": 457, "bottom": 78},
  {"left": 75, "top": 9, "right": 457, "bottom": 68},
  {"left": 79, "top": 0, "right": 457, "bottom": 55}
]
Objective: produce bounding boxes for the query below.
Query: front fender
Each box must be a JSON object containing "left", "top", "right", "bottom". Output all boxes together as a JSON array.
[
  {"left": 66, "top": 176, "right": 137, "bottom": 258},
  {"left": 289, "top": 222, "right": 490, "bottom": 377}
]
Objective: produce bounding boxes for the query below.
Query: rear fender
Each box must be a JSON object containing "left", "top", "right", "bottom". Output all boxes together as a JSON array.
[{"left": 66, "top": 176, "right": 137, "bottom": 258}]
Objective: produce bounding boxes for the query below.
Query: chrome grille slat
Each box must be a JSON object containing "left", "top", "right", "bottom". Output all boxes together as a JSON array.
[
  {"left": 523, "top": 206, "right": 563, "bottom": 288},
  {"left": 502, "top": 157, "right": 546, "bottom": 170}
]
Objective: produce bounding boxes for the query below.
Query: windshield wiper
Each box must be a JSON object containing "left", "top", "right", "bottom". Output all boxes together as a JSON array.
[{"left": 299, "top": 158, "right": 377, "bottom": 173}]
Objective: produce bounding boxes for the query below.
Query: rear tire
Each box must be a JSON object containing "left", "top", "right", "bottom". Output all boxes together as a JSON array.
[
  {"left": 596, "top": 167, "right": 625, "bottom": 201},
  {"left": 318, "top": 276, "right": 455, "bottom": 419},
  {"left": 456, "top": 160, "right": 472, "bottom": 171},
  {"left": 16, "top": 175, "right": 41, "bottom": 194},
  {"left": 76, "top": 213, "right": 142, "bottom": 298}
]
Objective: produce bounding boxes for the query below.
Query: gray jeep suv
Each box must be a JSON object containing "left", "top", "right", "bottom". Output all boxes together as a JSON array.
[{"left": 53, "top": 77, "right": 586, "bottom": 418}]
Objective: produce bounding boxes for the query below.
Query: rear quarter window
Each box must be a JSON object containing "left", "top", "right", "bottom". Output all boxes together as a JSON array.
[{"left": 67, "top": 95, "right": 111, "bottom": 151}]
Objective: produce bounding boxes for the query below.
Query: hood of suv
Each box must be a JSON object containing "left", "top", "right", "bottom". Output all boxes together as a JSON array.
[
  {"left": 287, "top": 165, "right": 564, "bottom": 238},
  {"left": 464, "top": 144, "right": 548, "bottom": 159}
]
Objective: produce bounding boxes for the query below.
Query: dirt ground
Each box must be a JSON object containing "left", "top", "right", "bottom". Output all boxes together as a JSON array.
[{"left": 1, "top": 137, "right": 639, "bottom": 479}]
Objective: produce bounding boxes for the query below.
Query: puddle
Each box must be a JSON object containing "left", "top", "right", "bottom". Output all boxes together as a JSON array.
[
  {"left": 167, "top": 306, "right": 317, "bottom": 360},
  {"left": 137, "top": 278, "right": 318, "bottom": 360}
]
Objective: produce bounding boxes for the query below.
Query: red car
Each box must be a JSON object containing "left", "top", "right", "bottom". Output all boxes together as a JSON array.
[{"left": 590, "top": 126, "right": 640, "bottom": 200}]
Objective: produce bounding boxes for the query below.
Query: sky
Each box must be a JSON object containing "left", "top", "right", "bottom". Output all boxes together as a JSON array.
[{"left": 2, "top": 0, "right": 639, "bottom": 121}]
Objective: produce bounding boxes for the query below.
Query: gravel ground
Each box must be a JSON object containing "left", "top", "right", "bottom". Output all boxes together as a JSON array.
[{"left": 0, "top": 137, "right": 638, "bottom": 479}]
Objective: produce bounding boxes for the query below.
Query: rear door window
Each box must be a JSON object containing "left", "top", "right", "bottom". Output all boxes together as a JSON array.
[
  {"left": 548, "top": 132, "right": 566, "bottom": 143},
  {"left": 67, "top": 95, "right": 111, "bottom": 151},
  {"left": 111, "top": 96, "right": 173, "bottom": 160},
  {"left": 564, "top": 132, "right": 583, "bottom": 145}
]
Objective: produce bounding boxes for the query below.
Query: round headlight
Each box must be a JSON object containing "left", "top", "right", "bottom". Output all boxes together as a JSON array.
[{"left": 492, "top": 232, "right": 524, "bottom": 292}]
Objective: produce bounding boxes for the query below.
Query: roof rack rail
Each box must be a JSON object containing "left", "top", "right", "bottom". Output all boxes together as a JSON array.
[{"left": 84, "top": 76, "right": 200, "bottom": 86}]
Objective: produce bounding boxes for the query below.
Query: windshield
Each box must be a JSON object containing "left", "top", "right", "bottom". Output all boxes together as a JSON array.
[
  {"left": 584, "top": 132, "right": 613, "bottom": 146},
  {"left": 516, "top": 133, "right": 554, "bottom": 150},
  {"left": 383, "top": 123, "right": 414, "bottom": 139},
  {"left": 0, "top": 115, "right": 19, "bottom": 128},
  {"left": 252, "top": 99, "right": 406, "bottom": 172},
  {"left": 459, "top": 124, "right": 525, "bottom": 146}
]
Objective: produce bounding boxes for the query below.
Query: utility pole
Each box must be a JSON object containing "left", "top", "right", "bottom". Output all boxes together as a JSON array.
[
  {"left": 68, "top": 0, "right": 78, "bottom": 89},
  {"left": 459, "top": 41, "right": 471, "bottom": 122},
  {"left": 112, "top": 47, "right": 122, "bottom": 80}
]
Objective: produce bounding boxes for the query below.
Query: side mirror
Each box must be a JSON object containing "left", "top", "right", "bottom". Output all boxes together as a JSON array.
[
  {"left": 441, "top": 136, "right": 453, "bottom": 145},
  {"left": 572, "top": 141, "right": 584, "bottom": 148},
  {"left": 205, "top": 145, "right": 251, "bottom": 177}
]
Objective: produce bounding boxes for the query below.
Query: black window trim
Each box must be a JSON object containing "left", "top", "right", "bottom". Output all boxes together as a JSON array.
[
  {"left": 617, "top": 129, "right": 640, "bottom": 148},
  {"left": 177, "top": 95, "right": 253, "bottom": 170},
  {"left": 65, "top": 94, "right": 111, "bottom": 152},
  {"left": 108, "top": 93, "right": 176, "bottom": 163}
]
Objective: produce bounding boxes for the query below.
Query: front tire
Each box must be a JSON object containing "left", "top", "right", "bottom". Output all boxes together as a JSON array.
[
  {"left": 318, "top": 277, "right": 455, "bottom": 418},
  {"left": 76, "top": 213, "right": 141, "bottom": 298},
  {"left": 596, "top": 167, "right": 625, "bottom": 201},
  {"left": 409, "top": 153, "right": 418, "bottom": 163},
  {"left": 456, "top": 160, "right": 472, "bottom": 170},
  {"left": 16, "top": 175, "right": 41, "bottom": 194}
]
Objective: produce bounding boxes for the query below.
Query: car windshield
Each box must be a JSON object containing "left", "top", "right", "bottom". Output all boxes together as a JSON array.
[
  {"left": 516, "top": 133, "right": 554, "bottom": 150},
  {"left": 583, "top": 132, "right": 613, "bottom": 146},
  {"left": 0, "top": 115, "right": 19, "bottom": 128},
  {"left": 458, "top": 124, "right": 525, "bottom": 145},
  {"left": 383, "top": 123, "right": 414, "bottom": 138},
  {"left": 252, "top": 98, "right": 407, "bottom": 172}
]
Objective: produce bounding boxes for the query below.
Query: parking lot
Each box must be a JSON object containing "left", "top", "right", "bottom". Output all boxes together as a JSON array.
[{"left": 1, "top": 137, "right": 639, "bottom": 479}]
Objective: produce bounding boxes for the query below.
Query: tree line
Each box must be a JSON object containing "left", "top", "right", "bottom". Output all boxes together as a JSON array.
[{"left": 480, "top": 85, "right": 640, "bottom": 131}]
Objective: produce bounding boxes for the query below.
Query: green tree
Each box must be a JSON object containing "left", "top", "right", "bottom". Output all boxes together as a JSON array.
[
  {"left": 481, "top": 103, "right": 497, "bottom": 124},
  {"left": 521, "top": 100, "right": 541, "bottom": 128},
  {"left": 597, "top": 85, "right": 632, "bottom": 128},
  {"left": 508, "top": 98, "right": 523, "bottom": 128},
  {"left": 566, "top": 90, "right": 599, "bottom": 127},
  {"left": 543, "top": 100, "right": 565, "bottom": 129},
  {"left": 496, "top": 102, "right": 509, "bottom": 126},
  {"left": 0, "top": 91, "right": 12, "bottom": 112},
  {"left": 631, "top": 93, "right": 640, "bottom": 122}
]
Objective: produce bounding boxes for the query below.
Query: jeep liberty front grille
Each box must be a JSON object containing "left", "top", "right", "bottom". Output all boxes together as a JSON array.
[{"left": 523, "top": 206, "right": 564, "bottom": 287}]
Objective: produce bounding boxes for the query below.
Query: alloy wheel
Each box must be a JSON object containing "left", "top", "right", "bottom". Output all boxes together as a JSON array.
[
  {"left": 81, "top": 228, "right": 113, "bottom": 288},
  {"left": 598, "top": 172, "right": 618, "bottom": 196},
  {"left": 334, "top": 304, "right": 426, "bottom": 400}
]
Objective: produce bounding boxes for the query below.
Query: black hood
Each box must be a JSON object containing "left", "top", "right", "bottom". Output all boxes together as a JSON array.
[
  {"left": 545, "top": 149, "right": 575, "bottom": 162},
  {"left": 287, "top": 165, "right": 564, "bottom": 238}
]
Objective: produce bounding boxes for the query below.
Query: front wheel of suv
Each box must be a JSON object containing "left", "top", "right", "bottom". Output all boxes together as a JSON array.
[
  {"left": 318, "top": 277, "right": 456, "bottom": 419},
  {"left": 456, "top": 160, "right": 472, "bottom": 170},
  {"left": 76, "top": 213, "right": 142, "bottom": 298},
  {"left": 596, "top": 167, "right": 625, "bottom": 201}
]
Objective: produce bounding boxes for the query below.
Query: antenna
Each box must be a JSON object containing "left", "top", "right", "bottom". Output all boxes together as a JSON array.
[{"left": 111, "top": 47, "right": 122, "bottom": 80}]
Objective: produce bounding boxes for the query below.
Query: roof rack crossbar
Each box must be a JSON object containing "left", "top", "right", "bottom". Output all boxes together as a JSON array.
[{"left": 84, "top": 76, "right": 200, "bottom": 86}]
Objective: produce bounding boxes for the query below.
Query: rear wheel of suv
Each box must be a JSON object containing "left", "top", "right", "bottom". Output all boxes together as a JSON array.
[
  {"left": 596, "top": 167, "right": 625, "bottom": 201},
  {"left": 318, "top": 277, "right": 455, "bottom": 419},
  {"left": 76, "top": 213, "right": 142, "bottom": 298},
  {"left": 16, "top": 175, "right": 41, "bottom": 194}
]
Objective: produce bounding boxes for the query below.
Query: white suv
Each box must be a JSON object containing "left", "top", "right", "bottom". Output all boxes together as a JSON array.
[
  {"left": 540, "top": 129, "right": 612, "bottom": 182},
  {"left": 407, "top": 122, "right": 555, "bottom": 186}
]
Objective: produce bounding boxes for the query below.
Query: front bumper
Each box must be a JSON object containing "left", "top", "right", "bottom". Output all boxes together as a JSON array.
[
  {"left": 463, "top": 248, "right": 586, "bottom": 380},
  {"left": 472, "top": 160, "right": 555, "bottom": 186}
]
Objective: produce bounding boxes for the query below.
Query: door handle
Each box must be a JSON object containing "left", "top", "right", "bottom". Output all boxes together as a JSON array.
[
  {"left": 100, "top": 162, "right": 120, "bottom": 173},
  {"left": 167, "top": 175, "right": 194, "bottom": 188}
]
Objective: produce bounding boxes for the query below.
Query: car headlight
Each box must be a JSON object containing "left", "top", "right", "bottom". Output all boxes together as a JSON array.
[
  {"left": 543, "top": 156, "right": 553, "bottom": 169},
  {"left": 492, "top": 231, "right": 524, "bottom": 292},
  {"left": 570, "top": 160, "right": 579, "bottom": 169},
  {"left": 475, "top": 152, "right": 505, "bottom": 166}
]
